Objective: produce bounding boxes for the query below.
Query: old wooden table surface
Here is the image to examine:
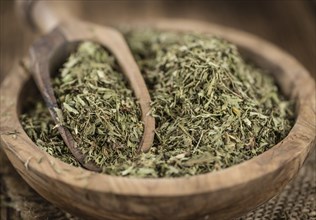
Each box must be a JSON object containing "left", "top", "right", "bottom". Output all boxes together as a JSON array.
[{"left": 1, "top": 1, "right": 315, "bottom": 219}]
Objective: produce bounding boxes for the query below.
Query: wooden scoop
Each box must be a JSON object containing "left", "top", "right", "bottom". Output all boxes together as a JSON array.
[{"left": 17, "top": 0, "right": 155, "bottom": 172}]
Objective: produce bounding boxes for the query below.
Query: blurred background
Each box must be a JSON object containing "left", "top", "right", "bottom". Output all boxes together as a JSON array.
[
  {"left": 0, "top": 0, "right": 315, "bottom": 82},
  {"left": 1, "top": 0, "right": 315, "bottom": 219}
]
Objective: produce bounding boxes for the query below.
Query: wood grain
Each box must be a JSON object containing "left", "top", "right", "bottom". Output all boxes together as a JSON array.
[{"left": 0, "top": 19, "right": 315, "bottom": 220}]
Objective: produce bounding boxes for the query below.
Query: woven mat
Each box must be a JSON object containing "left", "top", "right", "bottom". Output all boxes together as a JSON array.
[{"left": 0, "top": 1, "right": 315, "bottom": 219}]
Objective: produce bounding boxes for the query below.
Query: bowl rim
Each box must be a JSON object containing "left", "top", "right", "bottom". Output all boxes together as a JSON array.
[{"left": 0, "top": 18, "right": 315, "bottom": 197}]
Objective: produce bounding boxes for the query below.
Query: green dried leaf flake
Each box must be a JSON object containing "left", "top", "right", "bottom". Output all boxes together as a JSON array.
[{"left": 63, "top": 103, "right": 79, "bottom": 115}]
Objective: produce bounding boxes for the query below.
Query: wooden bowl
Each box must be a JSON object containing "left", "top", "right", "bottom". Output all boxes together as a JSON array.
[{"left": 0, "top": 19, "right": 315, "bottom": 220}]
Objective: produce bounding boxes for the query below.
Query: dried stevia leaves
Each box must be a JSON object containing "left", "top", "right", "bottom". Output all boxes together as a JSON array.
[{"left": 21, "top": 30, "right": 294, "bottom": 177}]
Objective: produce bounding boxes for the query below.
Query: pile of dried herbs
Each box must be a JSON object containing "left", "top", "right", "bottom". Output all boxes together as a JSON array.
[
  {"left": 21, "top": 42, "right": 144, "bottom": 173},
  {"left": 21, "top": 29, "right": 294, "bottom": 178}
]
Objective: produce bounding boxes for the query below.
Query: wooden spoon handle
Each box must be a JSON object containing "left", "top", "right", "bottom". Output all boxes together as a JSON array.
[{"left": 15, "top": 0, "right": 79, "bottom": 34}]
